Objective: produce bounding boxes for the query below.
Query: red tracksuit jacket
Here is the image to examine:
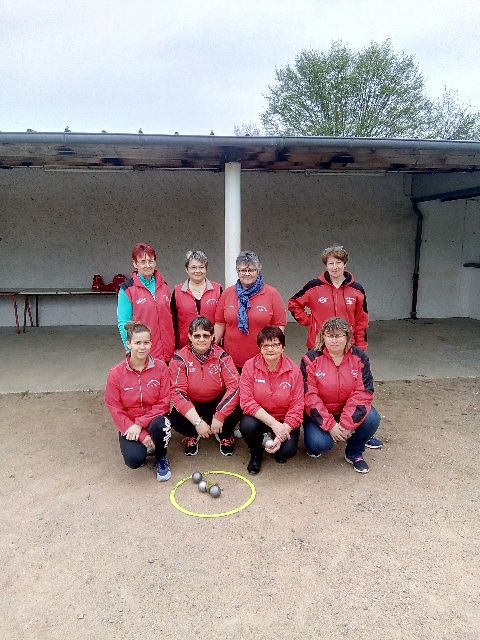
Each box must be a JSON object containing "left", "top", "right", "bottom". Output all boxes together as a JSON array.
[
  {"left": 215, "top": 284, "right": 287, "bottom": 368},
  {"left": 170, "top": 279, "right": 222, "bottom": 349},
  {"left": 288, "top": 271, "right": 369, "bottom": 350},
  {"left": 301, "top": 346, "right": 374, "bottom": 432},
  {"left": 240, "top": 353, "right": 304, "bottom": 430},
  {"left": 105, "top": 355, "right": 171, "bottom": 442},
  {"left": 169, "top": 344, "right": 240, "bottom": 423}
]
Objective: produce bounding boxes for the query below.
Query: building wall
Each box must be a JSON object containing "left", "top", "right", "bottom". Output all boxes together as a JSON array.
[
  {"left": 2, "top": 167, "right": 472, "bottom": 328},
  {"left": 416, "top": 198, "right": 480, "bottom": 319}
]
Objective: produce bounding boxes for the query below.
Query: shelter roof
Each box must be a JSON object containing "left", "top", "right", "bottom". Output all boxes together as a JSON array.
[{"left": 1, "top": 132, "right": 480, "bottom": 173}]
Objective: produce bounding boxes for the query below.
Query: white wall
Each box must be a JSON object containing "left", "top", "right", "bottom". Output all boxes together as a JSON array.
[
  {"left": 0, "top": 168, "right": 423, "bottom": 327},
  {"left": 416, "top": 198, "right": 480, "bottom": 318}
]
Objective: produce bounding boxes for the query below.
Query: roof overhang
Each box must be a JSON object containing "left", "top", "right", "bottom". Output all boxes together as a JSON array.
[{"left": 1, "top": 132, "right": 480, "bottom": 173}]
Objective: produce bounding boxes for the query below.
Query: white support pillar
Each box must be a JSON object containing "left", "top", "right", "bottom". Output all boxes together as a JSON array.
[{"left": 224, "top": 162, "right": 241, "bottom": 286}]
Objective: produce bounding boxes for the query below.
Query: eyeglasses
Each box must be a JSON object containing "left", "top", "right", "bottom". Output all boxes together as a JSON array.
[
  {"left": 324, "top": 333, "right": 347, "bottom": 340},
  {"left": 238, "top": 268, "right": 258, "bottom": 275},
  {"left": 324, "top": 245, "right": 343, "bottom": 253},
  {"left": 260, "top": 342, "right": 283, "bottom": 350},
  {"left": 191, "top": 333, "right": 213, "bottom": 340},
  {"left": 137, "top": 259, "right": 156, "bottom": 266}
]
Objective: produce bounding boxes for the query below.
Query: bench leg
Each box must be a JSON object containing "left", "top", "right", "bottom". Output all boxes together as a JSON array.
[{"left": 13, "top": 294, "right": 20, "bottom": 334}]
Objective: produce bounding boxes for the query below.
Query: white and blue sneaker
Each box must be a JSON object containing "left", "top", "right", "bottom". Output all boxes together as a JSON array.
[{"left": 156, "top": 456, "right": 171, "bottom": 482}]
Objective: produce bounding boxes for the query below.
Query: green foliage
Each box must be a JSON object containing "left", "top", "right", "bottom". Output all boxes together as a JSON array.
[{"left": 260, "top": 40, "right": 480, "bottom": 140}]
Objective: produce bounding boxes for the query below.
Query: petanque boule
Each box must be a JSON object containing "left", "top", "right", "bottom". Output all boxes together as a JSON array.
[
  {"left": 191, "top": 471, "right": 203, "bottom": 484},
  {"left": 198, "top": 480, "right": 208, "bottom": 493},
  {"left": 264, "top": 438, "right": 275, "bottom": 449},
  {"left": 208, "top": 484, "right": 222, "bottom": 498}
]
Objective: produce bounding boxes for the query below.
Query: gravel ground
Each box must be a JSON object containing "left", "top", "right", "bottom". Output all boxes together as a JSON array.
[{"left": 0, "top": 378, "right": 479, "bottom": 640}]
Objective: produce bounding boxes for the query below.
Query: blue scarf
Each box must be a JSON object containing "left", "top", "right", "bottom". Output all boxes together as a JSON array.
[{"left": 235, "top": 274, "right": 264, "bottom": 334}]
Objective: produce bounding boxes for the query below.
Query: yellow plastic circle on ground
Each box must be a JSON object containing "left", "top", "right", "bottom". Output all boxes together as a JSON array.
[{"left": 170, "top": 470, "right": 256, "bottom": 518}]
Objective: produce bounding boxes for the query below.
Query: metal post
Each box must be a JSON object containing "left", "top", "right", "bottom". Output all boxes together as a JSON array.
[{"left": 224, "top": 162, "right": 241, "bottom": 287}]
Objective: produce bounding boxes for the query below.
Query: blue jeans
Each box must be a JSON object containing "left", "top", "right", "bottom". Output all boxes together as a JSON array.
[{"left": 303, "top": 406, "right": 380, "bottom": 458}]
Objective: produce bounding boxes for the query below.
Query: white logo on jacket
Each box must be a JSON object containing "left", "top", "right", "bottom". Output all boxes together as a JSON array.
[
  {"left": 206, "top": 298, "right": 218, "bottom": 305},
  {"left": 209, "top": 364, "right": 219, "bottom": 375},
  {"left": 163, "top": 294, "right": 170, "bottom": 303},
  {"left": 254, "top": 378, "right": 266, "bottom": 383},
  {"left": 315, "top": 371, "right": 326, "bottom": 378},
  {"left": 317, "top": 296, "right": 328, "bottom": 304},
  {"left": 255, "top": 305, "right": 268, "bottom": 312},
  {"left": 136, "top": 297, "right": 147, "bottom": 305},
  {"left": 351, "top": 369, "right": 359, "bottom": 378},
  {"left": 279, "top": 382, "right": 292, "bottom": 389},
  {"left": 147, "top": 379, "right": 161, "bottom": 387},
  {"left": 345, "top": 297, "right": 355, "bottom": 305}
]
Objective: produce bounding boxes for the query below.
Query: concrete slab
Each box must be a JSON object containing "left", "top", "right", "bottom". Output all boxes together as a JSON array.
[{"left": 0, "top": 318, "right": 479, "bottom": 394}]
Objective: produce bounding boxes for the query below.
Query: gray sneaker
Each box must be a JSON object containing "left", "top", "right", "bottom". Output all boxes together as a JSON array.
[{"left": 156, "top": 456, "right": 171, "bottom": 481}]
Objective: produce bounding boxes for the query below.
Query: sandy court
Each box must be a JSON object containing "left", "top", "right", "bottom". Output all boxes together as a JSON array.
[{"left": 0, "top": 374, "right": 479, "bottom": 639}]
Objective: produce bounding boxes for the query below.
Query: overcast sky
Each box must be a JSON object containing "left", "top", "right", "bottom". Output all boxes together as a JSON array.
[{"left": 1, "top": 0, "right": 479, "bottom": 136}]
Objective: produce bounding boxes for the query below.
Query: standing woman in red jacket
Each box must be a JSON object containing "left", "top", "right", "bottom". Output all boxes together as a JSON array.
[
  {"left": 239, "top": 326, "right": 304, "bottom": 475},
  {"left": 170, "top": 250, "right": 222, "bottom": 349},
  {"left": 169, "top": 316, "right": 241, "bottom": 457},
  {"left": 288, "top": 244, "right": 382, "bottom": 450},
  {"left": 301, "top": 317, "right": 381, "bottom": 474},
  {"left": 105, "top": 321, "right": 172, "bottom": 482},
  {"left": 117, "top": 242, "right": 175, "bottom": 363}
]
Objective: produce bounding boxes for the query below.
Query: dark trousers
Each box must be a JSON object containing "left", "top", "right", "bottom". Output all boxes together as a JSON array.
[
  {"left": 119, "top": 415, "right": 171, "bottom": 469},
  {"left": 170, "top": 397, "right": 241, "bottom": 439},
  {"left": 239, "top": 414, "right": 300, "bottom": 460}
]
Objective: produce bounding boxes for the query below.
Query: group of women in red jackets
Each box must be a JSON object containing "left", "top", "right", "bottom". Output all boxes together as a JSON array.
[{"left": 105, "top": 242, "right": 381, "bottom": 482}]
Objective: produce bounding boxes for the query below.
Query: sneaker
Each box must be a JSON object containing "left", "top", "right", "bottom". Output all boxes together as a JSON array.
[
  {"left": 156, "top": 456, "right": 171, "bottom": 482},
  {"left": 307, "top": 452, "right": 322, "bottom": 458},
  {"left": 274, "top": 454, "right": 286, "bottom": 464},
  {"left": 345, "top": 453, "right": 369, "bottom": 473},
  {"left": 247, "top": 454, "right": 263, "bottom": 475},
  {"left": 220, "top": 436, "right": 235, "bottom": 456},
  {"left": 365, "top": 436, "right": 383, "bottom": 449},
  {"left": 146, "top": 446, "right": 155, "bottom": 456},
  {"left": 182, "top": 436, "right": 199, "bottom": 456},
  {"left": 233, "top": 427, "right": 242, "bottom": 439}
]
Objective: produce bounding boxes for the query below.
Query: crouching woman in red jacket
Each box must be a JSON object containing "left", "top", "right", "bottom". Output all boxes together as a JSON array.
[
  {"left": 105, "top": 321, "right": 172, "bottom": 482},
  {"left": 169, "top": 316, "right": 241, "bottom": 457},
  {"left": 239, "top": 326, "right": 304, "bottom": 475},
  {"left": 301, "top": 317, "right": 381, "bottom": 474}
]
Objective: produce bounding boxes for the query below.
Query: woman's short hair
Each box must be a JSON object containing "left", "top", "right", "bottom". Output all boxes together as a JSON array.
[
  {"left": 236, "top": 250, "right": 262, "bottom": 271},
  {"left": 125, "top": 320, "right": 151, "bottom": 341},
  {"left": 315, "top": 316, "right": 353, "bottom": 352},
  {"left": 188, "top": 316, "right": 214, "bottom": 336},
  {"left": 321, "top": 245, "right": 349, "bottom": 265},
  {"left": 257, "top": 325, "right": 286, "bottom": 348},
  {"left": 185, "top": 250, "right": 208, "bottom": 269},
  {"left": 132, "top": 242, "right": 156, "bottom": 262}
]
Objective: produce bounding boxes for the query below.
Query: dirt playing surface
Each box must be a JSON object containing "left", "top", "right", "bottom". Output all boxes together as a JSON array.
[{"left": 1, "top": 378, "right": 479, "bottom": 640}]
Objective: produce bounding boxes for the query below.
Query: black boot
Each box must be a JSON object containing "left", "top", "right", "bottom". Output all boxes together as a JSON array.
[{"left": 247, "top": 451, "right": 263, "bottom": 475}]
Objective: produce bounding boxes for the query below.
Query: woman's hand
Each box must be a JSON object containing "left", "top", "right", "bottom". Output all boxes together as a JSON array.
[
  {"left": 330, "top": 423, "right": 352, "bottom": 442},
  {"left": 210, "top": 417, "right": 224, "bottom": 434},
  {"left": 142, "top": 434, "right": 154, "bottom": 449},
  {"left": 265, "top": 436, "right": 282, "bottom": 454},
  {"left": 196, "top": 420, "right": 211, "bottom": 438},
  {"left": 271, "top": 420, "right": 291, "bottom": 443},
  {"left": 124, "top": 424, "right": 142, "bottom": 441}
]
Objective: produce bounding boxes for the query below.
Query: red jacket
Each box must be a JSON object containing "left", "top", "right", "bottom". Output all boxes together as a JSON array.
[
  {"left": 121, "top": 270, "right": 175, "bottom": 361},
  {"left": 169, "top": 344, "right": 240, "bottom": 423},
  {"left": 288, "top": 271, "right": 369, "bottom": 350},
  {"left": 215, "top": 284, "right": 287, "bottom": 368},
  {"left": 104, "top": 355, "right": 171, "bottom": 442},
  {"left": 171, "top": 279, "right": 222, "bottom": 349},
  {"left": 240, "top": 353, "right": 304, "bottom": 430},
  {"left": 301, "top": 346, "right": 374, "bottom": 432}
]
